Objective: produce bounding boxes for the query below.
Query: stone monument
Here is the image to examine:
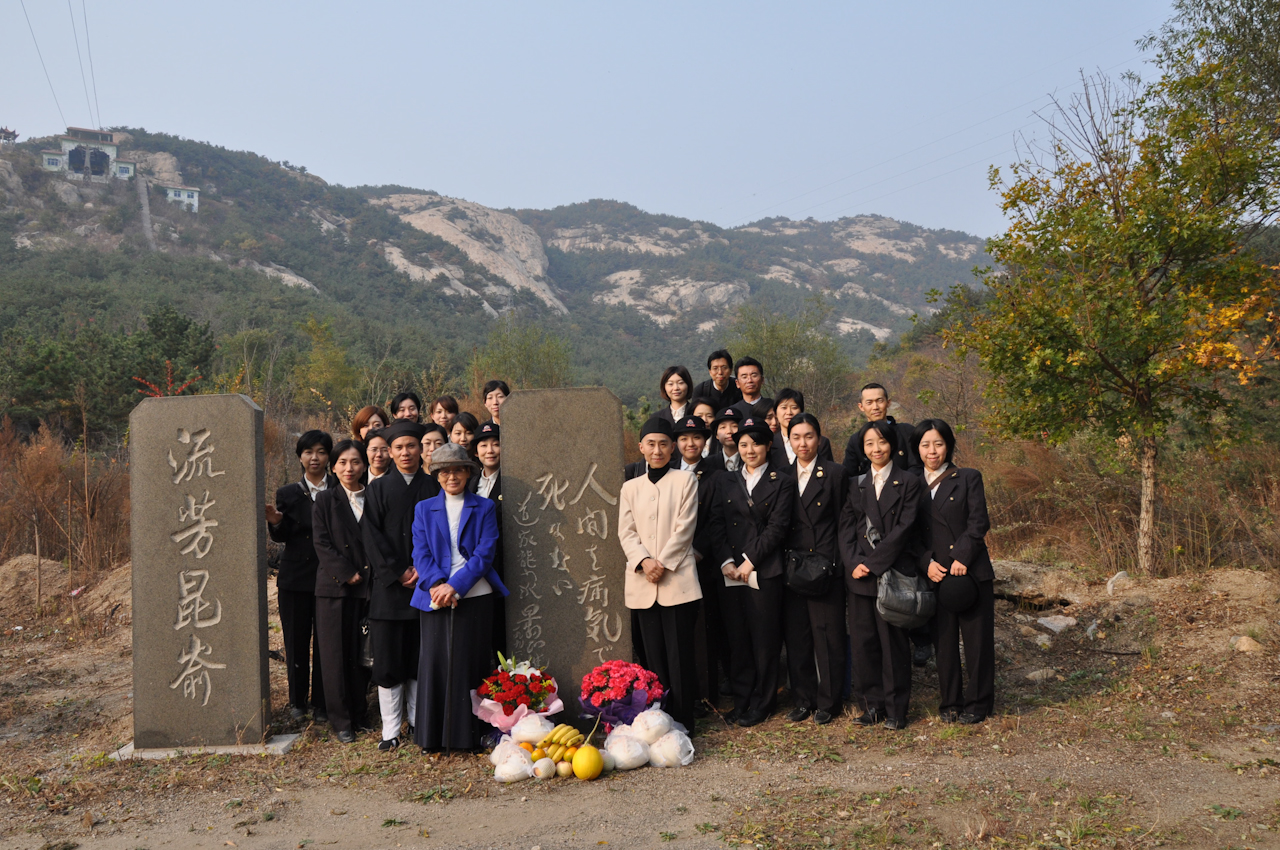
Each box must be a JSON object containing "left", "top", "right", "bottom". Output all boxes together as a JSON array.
[
  {"left": 128, "top": 394, "right": 271, "bottom": 750},
  {"left": 501, "top": 388, "right": 631, "bottom": 724}
]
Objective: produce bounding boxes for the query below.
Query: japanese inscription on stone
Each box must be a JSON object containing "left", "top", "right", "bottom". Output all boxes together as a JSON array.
[
  {"left": 501, "top": 388, "right": 632, "bottom": 725},
  {"left": 130, "top": 395, "right": 269, "bottom": 748}
]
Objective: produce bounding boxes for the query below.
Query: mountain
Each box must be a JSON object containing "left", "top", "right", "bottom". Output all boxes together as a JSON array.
[{"left": 0, "top": 128, "right": 989, "bottom": 423}]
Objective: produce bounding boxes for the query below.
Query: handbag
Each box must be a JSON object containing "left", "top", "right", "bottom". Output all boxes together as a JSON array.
[
  {"left": 875, "top": 568, "right": 936, "bottom": 630},
  {"left": 358, "top": 615, "right": 374, "bottom": 669},
  {"left": 784, "top": 550, "right": 837, "bottom": 596}
]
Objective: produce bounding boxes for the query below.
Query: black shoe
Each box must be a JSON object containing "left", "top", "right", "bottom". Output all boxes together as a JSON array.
[
  {"left": 786, "top": 706, "right": 813, "bottom": 723},
  {"left": 723, "top": 707, "right": 742, "bottom": 724},
  {"left": 852, "top": 708, "right": 885, "bottom": 726},
  {"left": 958, "top": 712, "right": 987, "bottom": 725},
  {"left": 268, "top": 649, "right": 285, "bottom": 663},
  {"left": 314, "top": 712, "right": 328, "bottom": 724},
  {"left": 288, "top": 705, "right": 307, "bottom": 721},
  {"left": 939, "top": 709, "right": 961, "bottom": 723},
  {"left": 882, "top": 716, "right": 908, "bottom": 731},
  {"left": 813, "top": 709, "right": 835, "bottom": 726},
  {"left": 378, "top": 736, "right": 400, "bottom": 751},
  {"left": 737, "top": 710, "right": 767, "bottom": 728},
  {"left": 407, "top": 725, "right": 415, "bottom": 739},
  {"left": 694, "top": 702, "right": 710, "bottom": 719},
  {"left": 336, "top": 730, "right": 356, "bottom": 744},
  {"left": 912, "top": 644, "right": 932, "bottom": 668}
]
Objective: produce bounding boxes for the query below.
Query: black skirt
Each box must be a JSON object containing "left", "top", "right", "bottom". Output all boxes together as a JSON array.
[{"left": 413, "top": 594, "right": 495, "bottom": 750}]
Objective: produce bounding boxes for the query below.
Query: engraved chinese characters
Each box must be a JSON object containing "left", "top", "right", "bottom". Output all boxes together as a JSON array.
[
  {"left": 501, "top": 389, "right": 632, "bottom": 724},
  {"left": 130, "top": 395, "right": 270, "bottom": 748}
]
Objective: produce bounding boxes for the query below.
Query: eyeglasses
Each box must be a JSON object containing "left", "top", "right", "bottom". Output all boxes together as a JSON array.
[{"left": 438, "top": 468, "right": 469, "bottom": 478}]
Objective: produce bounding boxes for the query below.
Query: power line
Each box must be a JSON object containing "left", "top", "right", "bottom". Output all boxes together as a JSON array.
[
  {"left": 82, "top": 0, "right": 103, "bottom": 130},
  {"left": 67, "top": 0, "right": 97, "bottom": 128},
  {"left": 20, "top": 0, "right": 68, "bottom": 129}
]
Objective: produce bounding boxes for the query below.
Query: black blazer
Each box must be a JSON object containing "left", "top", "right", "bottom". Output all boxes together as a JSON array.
[
  {"left": 709, "top": 464, "right": 797, "bottom": 581},
  {"left": 838, "top": 464, "right": 924, "bottom": 597},
  {"left": 362, "top": 468, "right": 440, "bottom": 620},
  {"left": 786, "top": 459, "right": 846, "bottom": 563},
  {"left": 468, "top": 470, "right": 504, "bottom": 581},
  {"left": 682, "top": 455, "right": 725, "bottom": 562},
  {"left": 268, "top": 475, "right": 337, "bottom": 593},
  {"left": 692, "top": 378, "right": 741, "bottom": 413},
  {"left": 841, "top": 417, "right": 921, "bottom": 478},
  {"left": 917, "top": 466, "right": 993, "bottom": 582},
  {"left": 311, "top": 487, "right": 371, "bottom": 599},
  {"left": 653, "top": 406, "right": 692, "bottom": 428}
]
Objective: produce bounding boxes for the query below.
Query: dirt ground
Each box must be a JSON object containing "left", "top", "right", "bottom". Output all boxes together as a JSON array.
[{"left": 0, "top": 556, "right": 1277, "bottom": 850}]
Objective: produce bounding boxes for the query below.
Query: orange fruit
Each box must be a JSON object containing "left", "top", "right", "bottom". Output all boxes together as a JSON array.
[
  {"left": 531, "top": 748, "right": 546, "bottom": 761},
  {"left": 564, "top": 746, "right": 578, "bottom": 761},
  {"left": 518, "top": 742, "right": 534, "bottom": 753}
]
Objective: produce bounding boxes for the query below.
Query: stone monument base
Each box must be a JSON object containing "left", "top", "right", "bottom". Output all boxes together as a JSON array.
[{"left": 108, "top": 734, "right": 299, "bottom": 761}]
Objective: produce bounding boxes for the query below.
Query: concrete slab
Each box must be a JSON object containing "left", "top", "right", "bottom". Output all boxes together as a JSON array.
[{"left": 108, "top": 733, "right": 299, "bottom": 760}]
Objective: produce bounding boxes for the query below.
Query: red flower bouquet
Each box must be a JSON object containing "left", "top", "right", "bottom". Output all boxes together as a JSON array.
[
  {"left": 471, "top": 653, "right": 563, "bottom": 732},
  {"left": 579, "top": 660, "right": 665, "bottom": 730}
]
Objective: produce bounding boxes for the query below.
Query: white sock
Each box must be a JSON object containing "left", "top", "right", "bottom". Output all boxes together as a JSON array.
[
  {"left": 404, "top": 679, "right": 418, "bottom": 728},
  {"left": 378, "top": 685, "right": 403, "bottom": 740}
]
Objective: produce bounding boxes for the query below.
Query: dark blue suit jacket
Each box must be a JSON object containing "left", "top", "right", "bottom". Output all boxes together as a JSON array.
[{"left": 409, "top": 490, "right": 509, "bottom": 612}]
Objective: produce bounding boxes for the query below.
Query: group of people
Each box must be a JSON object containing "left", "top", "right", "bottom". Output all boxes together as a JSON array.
[
  {"left": 266, "top": 380, "right": 510, "bottom": 751},
  {"left": 266, "top": 349, "right": 995, "bottom": 753},
  {"left": 619, "top": 350, "right": 994, "bottom": 732}
]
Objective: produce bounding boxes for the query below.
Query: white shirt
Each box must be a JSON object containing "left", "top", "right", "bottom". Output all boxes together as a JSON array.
[
  {"left": 304, "top": 476, "right": 328, "bottom": 501},
  {"left": 679, "top": 457, "right": 699, "bottom": 471},
  {"left": 871, "top": 461, "right": 893, "bottom": 499},
  {"left": 368, "top": 471, "right": 385, "bottom": 483},
  {"left": 344, "top": 485, "right": 365, "bottom": 521},
  {"left": 796, "top": 458, "right": 815, "bottom": 496},
  {"left": 784, "top": 439, "right": 797, "bottom": 465},
  {"left": 723, "top": 452, "right": 742, "bottom": 473},
  {"left": 743, "top": 462, "right": 769, "bottom": 496},
  {"left": 925, "top": 462, "right": 950, "bottom": 499},
  {"left": 669, "top": 403, "right": 687, "bottom": 421},
  {"left": 446, "top": 492, "right": 492, "bottom": 598},
  {"left": 477, "top": 469, "right": 499, "bottom": 499}
]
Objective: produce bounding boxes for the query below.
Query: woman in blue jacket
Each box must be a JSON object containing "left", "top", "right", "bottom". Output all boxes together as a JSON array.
[{"left": 410, "top": 443, "right": 509, "bottom": 752}]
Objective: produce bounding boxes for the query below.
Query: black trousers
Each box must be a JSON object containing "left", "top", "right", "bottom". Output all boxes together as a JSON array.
[
  {"left": 719, "top": 574, "right": 783, "bottom": 717},
  {"left": 694, "top": 559, "right": 730, "bottom": 704},
  {"left": 414, "top": 595, "right": 494, "bottom": 751},
  {"left": 369, "top": 617, "right": 420, "bottom": 688},
  {"left": 783, "top": 581, "right": 847, "bottom": 714},
  {"left": 278, "top": 588, "right": 324, "bottom": 713},
  {"left": 635, "top": 600, "right": 700, "bottom": 731},
  {"left": 315, "top": 596, "right": 372, "bottom": 734},
  {"left": 847, "top": 592, "right": 911, "bottom": 721},
  {"left": 936, "top": 579, "right": 996, "bottom": 717}
]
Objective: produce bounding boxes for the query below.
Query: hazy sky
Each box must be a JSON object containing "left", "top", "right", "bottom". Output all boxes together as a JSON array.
[{"left": 6, "top": 1, "right": 1172, "bottom": 237}]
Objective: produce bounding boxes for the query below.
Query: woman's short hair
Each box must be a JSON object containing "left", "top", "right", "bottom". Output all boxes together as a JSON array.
[
  {"left": 452, "top": 411, "right": 479, "bottom": 434},
  {"left": 431, "top": 395, "right": 459, "bottom": 416},
  {"left": 751, "top": 397, "right": 775, "bottom": 418},
  {"left": 775, "top": 387, "right": 805, "bottom": 411},
  {"left": 296, "top": 430, "right": 333, "bottom": 457},
  {"left": 391, "top": 391, "right": 422, "bottom": 417},
  {"left": 329, "top": 439, "right": 368, "bottom": 470},
  {"left": 788, "top": 412, "right": 822, "bottom": 437},
  {"left": 659, "top": 365, "right": 694, "bottom": 401},
  {"left": 351, "top": 405, "right": 389, "bottom": 439},
  {"left": 912, "top": 418, "right": 956, "bottom": 464},
  {"left": 737, "top": 428, "right": 772, "bottom": 448},
  {"left": 422, "top": 423, "right": 448, "bottom": 441},
  {"left": 857, "top": 419, "right": 899, "bottom": 457},
  {"left": 689, "top": 396, "right": 716, "bottom": 412},
  {"left": 482, "top": 380, "right": 510, "bottom": 398}
]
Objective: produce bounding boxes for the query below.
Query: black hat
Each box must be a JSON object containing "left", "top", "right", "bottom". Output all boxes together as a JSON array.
[
  {"left": 936, "top": 571, "right": 979, "bottom": 613},
  {"left": 673, "top": 415, "right": 710, "bottom": 437},
  {"left": 474, "top": 421, "right": 500, "bottom": 443},
  {"left": 737, "top": 416, "right": 773, "bottom": 442},
  {"left": 381, "top": 420, "right": 428, "bottom": 444},
  {"left": 639, "top": 416, "right": 674, "bottom": 440},
  {"left": 711, "top": 406, "right": 743, "bottom": 431}
]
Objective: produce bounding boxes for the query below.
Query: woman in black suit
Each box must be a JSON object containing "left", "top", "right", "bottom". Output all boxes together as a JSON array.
[
  {"left": 312, "top": 439, "right": 374, "bottom": 742},
  {"left": 914, "top": 418, "right": 995, "bottom": 724},
  {"left": 781, "top": 413, "right": 846, "bottom": 725},
  {"left": 653, "top": 365, "right": 695, "bottom": 427},
  {"left": 708, "top": 417, "right": 796, "bottom": 727},
  {"left": 838, "top": 420, "right": 924, "bottom": 730}
]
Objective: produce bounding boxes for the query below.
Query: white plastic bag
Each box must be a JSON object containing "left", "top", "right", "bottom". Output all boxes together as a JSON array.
[
  {"left": 605, "top": 734, "right": 650, "bottom": 770},
  {"left": 648, "top": 729, "right": 695, "bottom": 767},
  {"left": 489, "top": 734, "right": 519, "bottom": 766},
  {"left": 510, "top": 713, "right": 554, "bottom": 745},
  {"left": 493, "top": 748, "right": 534, "bottom": 783},
  {"left": 603, "top": 724, "right": 634, "bottom": 749},
  {"left": 631, "top": 708, "right": 673, "bottom": 744}
]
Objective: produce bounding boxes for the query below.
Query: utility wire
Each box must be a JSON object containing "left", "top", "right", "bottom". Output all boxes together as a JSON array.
[
  {"left": 82, "top": 0, "right": 103, "bottom": 130},
  {"left": 67, "top": 0, "right": 96, "bottom": 128},
  {"left": 20, "top": 0, "right": 68, "bottom": 129}
]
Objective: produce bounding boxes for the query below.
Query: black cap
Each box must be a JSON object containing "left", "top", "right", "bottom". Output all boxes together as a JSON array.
[
  {"left": 639, "top": 416, "right": 674, "bottom": 440},
  {"left": 474, "top": 421, "right": 500, "bottom": 442},
  {"left": 936, "top": 572, "right": 979, "bottom": 613},
  {"left": 381, "top": 420, "right": 428, "bottom": 444},
  {"left": 711, "top": 406, "right": 743, "bottom": 430},
  {"left": 673, "top": 415, "right": 710, "bottom": 437},
  {"left": 737, "top": 417, "right": 773, "bottom": 442}
]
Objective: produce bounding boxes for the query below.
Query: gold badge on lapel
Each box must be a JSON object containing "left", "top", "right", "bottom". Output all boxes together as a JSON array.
[
  {"left": 769, "top": 471, "right": 778, "bottom": 480},
  {"left": 893, "top": 480, "right": 899, "bottom": 485},
  {"left": 816, "top": 469, "right": 824, "bottom": 478}
]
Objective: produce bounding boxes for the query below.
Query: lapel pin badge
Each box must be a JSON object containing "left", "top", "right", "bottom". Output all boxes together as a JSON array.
[
  {"left": 769, "top": 471, "right": 777, "bottom": 480},
  {"left": 816, "top": 469, "right": 824, "bottom": 478}
]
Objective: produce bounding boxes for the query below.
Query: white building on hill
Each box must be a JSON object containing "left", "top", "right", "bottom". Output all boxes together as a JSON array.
[
  {"left": 41, "top": 127, "right": 139, "bottom": 182},
  {"left": 161, "top": 185, "right": 199, "bottom": 213}
]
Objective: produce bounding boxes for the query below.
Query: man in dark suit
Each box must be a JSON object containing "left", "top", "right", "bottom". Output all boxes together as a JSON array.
[
  {"left": 362, "top": 420, "right": 439, "bottom": 749},
  {"left": 729, "top": 357, "right": 765, "bottom": 420},
  {"left": 469, "top": 421, "right": 506, "bottom": 657},
  {"left": 266, "top": 430, "right": 336, "bottom": 722},
  {"left": 691, "top": 349, "right": 741, "bottom": 413}
]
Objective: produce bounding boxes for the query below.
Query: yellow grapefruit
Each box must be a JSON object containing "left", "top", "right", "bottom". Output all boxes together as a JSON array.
[{"left": 572, "top": 744, "right": 604, "bottom": 780}]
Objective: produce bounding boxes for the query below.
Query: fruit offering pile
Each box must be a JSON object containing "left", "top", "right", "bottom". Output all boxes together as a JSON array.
[{"left": 521, "top": 723, "right": 607, "bottom": 780}]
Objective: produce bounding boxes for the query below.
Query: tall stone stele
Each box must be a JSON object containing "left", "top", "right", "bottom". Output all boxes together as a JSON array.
[
  {"left": 130, "top": 394, "right": 270, "bottom": 748},
  {"left": 501, "top": 388, "right": 632, "bottom": 727}
]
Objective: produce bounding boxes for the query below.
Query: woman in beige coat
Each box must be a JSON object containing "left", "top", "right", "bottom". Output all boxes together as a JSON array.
[{"left": 618, "top": 417, "right": 702, "bottom": 730}]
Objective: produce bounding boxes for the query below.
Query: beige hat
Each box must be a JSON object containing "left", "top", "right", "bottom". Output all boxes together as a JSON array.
[{"left": 428, "top": 441, "right": 480, "bottom": 475}]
